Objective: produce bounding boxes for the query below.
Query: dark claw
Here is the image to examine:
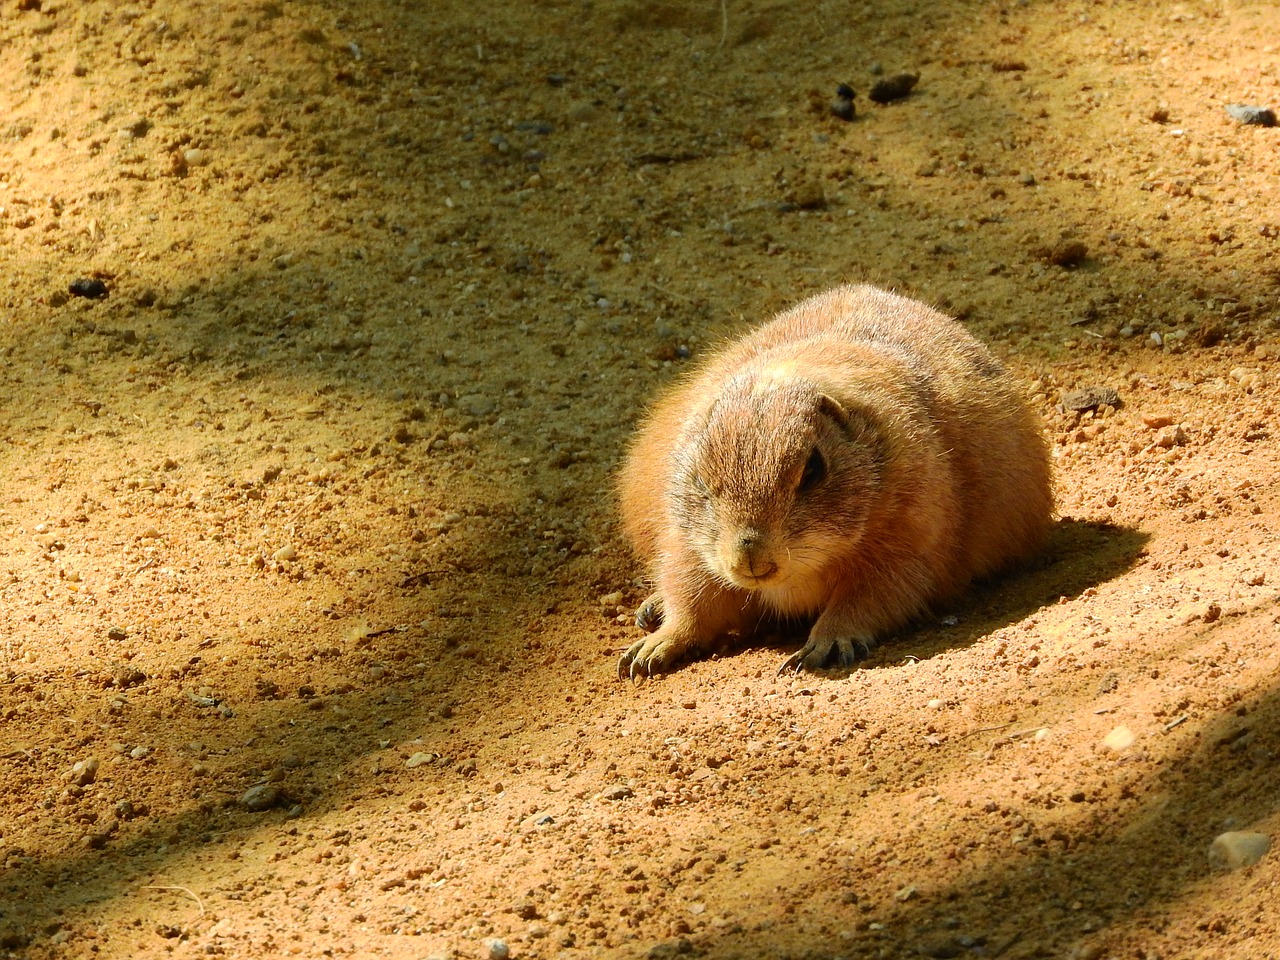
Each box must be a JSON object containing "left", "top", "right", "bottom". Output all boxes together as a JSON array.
[
  {"left": 838, "top": 639, "right": 873, "bottom": 667},
  {"left": 635, "top": 595, "right": 664, "bottom": 633},
  {"left": 777, "top": 652, "right": 805, "bottom": 677},
  {"left": 778, "top": 636, "right": 874, "bottom": 676},
  {"left": 617, "top": 648, "right": 650, "bottom": 684}
]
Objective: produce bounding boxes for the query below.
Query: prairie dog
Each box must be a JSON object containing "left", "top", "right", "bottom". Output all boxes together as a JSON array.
[{"left": 617, "top": 284, "right": 1053, "bottom": 679}]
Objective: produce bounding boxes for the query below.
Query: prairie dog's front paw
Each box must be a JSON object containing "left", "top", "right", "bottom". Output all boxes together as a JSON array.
[
  {"left": 777, "top": 633, "right": 876, "bottom": 675},
  {"left": 618, "top": 627, "right": 699, "bottom": 681},
  {"left": 635, "top": 593, "right": 664, "bottom": 633}
]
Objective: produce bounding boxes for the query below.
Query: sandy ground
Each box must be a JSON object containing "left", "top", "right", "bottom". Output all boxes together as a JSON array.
[{"left": 2, "top": 0, "right": 1280, "bottom": 957}]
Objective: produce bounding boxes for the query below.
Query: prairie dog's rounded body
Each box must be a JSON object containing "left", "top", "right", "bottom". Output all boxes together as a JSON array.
[{"left": 617, "top": 284, "right": 1054, "bottom": 678}]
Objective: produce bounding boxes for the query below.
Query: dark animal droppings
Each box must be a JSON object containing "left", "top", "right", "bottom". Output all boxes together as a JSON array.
[
  {"left": 69, "top": 278, "right": 109, "bottom": 299},
  {"left": 868, "top": 73, "right": 918, "bottom": 104},
  {"left": 831, "top": 96, "right": 855, "bottom": 122}
]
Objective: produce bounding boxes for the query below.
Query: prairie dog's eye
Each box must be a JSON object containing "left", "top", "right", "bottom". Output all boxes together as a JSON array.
[{"left": 798, "top": 448, "right": 826, "bottom": 493}]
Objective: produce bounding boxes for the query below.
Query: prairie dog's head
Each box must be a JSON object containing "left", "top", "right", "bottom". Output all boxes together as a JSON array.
[{"left": 671, "top": 369, "right": 883, "bottom": 612}]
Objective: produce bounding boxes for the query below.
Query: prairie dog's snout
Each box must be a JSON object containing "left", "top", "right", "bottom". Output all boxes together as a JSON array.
[
  {"left": 617, "top": 284, "right": 1054, "bottom": 679},
  {"left": 724, "top": 527, "right": 777, "bottom": 584}
]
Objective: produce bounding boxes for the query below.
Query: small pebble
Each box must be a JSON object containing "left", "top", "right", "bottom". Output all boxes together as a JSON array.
[
  {"left": 69, "top": 758, "right": 100, "bottom": 786},
  {"left": 1101, "top": 725, "right": 1135, "bottom": 752},
  {"left": 272, "top": 544, "right": 297, "bottom": 562},
  {"left": 112, "top": 670, "right": 146, "bottom": 691},
  {"left": 515, "top": 120, "right": 554, "bottom": 135},
  {"left": 115, "top": 799, "right": 142, "bottom": 820},
  {"left": 119, "top": 117, "right": 151, "bottom": 139},
  {"left": 240, "top": 784, "right": 284, "bottom": 812},
  {"left": 868, "top": 73, "right": 919, "bottom": 104},
  {"left": 788, "top": 180, "right": 826, "bottom": 210},
  {"left": 513, "top": 901, "right": 539, "bottom": 920},
  {"left": 1210, "top": 831, "right": 1271, "bottom": 869},
  {"left": 485, "top": 938, "right": 510, "bottom": 960},
  {"left": 458, "top": 394, "right": 496, "bottom": 417},
  {"left": 1061, "top": 386, "right": 1120, "bottom": 413},
  {"left": 600, "top": 784, "right": 634, "bottom": 801},
  {"left": 1225, "top": 104, "right": 1277, "bottom": 127},
  {"left": 69, "top": 278, "right": 109, "bottom": 299},
  {"left": 1154, "top": 424, "right": 1187, "bottom": 449},
  {"left": 1039, "top": 239, "right": 1088, "bottom": 267},
  {"left": 406, "top": 751, "right": 437, "bottom": 768},
  {"left": 1230, "top": 367, "right": 1262, "bottom": 391}
]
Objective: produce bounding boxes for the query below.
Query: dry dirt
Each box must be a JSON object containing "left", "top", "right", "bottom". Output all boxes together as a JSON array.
[{"left": 2, "top": 1, "right": 1280, "bottom": 958}]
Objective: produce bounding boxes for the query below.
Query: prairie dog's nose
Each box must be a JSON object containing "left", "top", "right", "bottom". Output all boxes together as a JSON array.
[{"left": 731, "top": 529, "right": 778, "bottom": 581}]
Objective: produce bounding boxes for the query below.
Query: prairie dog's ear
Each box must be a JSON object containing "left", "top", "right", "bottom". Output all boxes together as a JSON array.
[
  {"left": 817, "top": 394, "right": 849, "bottom": 427},
  {"left": 819, "top": 396, "right": 881, "bottom": 451},
  {"left": 682, "top": 393, "right": 720, "bottom": 441}
]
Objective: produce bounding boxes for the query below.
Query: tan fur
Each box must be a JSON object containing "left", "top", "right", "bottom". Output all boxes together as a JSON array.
[{"left": 617, "top": 284, "right": 1054, "bottom": 678}]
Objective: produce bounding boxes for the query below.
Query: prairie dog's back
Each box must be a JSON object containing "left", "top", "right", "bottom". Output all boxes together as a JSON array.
[{"left": 787, "top": 286, "right": 1052, "bottom": 579}]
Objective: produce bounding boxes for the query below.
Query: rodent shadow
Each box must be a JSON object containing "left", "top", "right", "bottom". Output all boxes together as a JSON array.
[
  {"left": 752, "top": 518, "right": 1150, "bottom": 669},
  {"left": 869, "top": 517, "right": 1150, "bottom": 667}
]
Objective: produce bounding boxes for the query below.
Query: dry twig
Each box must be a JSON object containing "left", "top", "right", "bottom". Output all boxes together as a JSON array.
[{"left": 141, "top": 885, "right": 206, "bottom": 918}]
